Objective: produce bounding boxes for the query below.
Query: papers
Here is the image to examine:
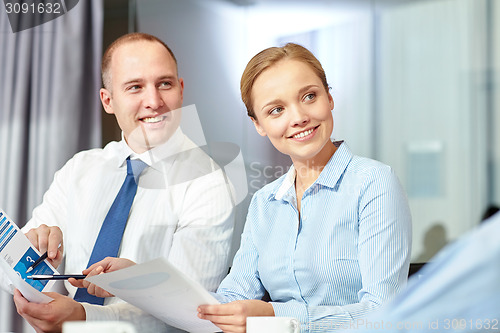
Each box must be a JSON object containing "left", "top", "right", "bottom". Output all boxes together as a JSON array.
[
  {"left": 86, "top": 257, "right": 221, "bottom": 333},
  {"left": 0, "top": 258, "right": 53, "bottom": 303},
  {"left": 0, "top": 208, "right": 56, "bottom": 303}
]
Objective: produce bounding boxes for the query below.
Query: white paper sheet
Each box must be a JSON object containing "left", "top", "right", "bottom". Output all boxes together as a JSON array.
[
  {"left": 0, "top": 208, "right": 56, "bottom": 303},
  {"left": 86, "top": 257, "right": 221, "bottom": 333},
  {"left": 0, "top": 258, "right": 53, "bottom": 303}
]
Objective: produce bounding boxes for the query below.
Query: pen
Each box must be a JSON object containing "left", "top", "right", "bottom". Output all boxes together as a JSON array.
[
  {"left": 26, "top": 252, "right": 49, "bottom": 273},
  {"left": 27, "top": 274, "right": 87, "bottom": 280}
]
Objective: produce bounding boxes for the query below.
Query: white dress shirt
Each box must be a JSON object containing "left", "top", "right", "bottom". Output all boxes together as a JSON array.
[{"left": 13, "top": 128, "right": 235, "bottom": 332}]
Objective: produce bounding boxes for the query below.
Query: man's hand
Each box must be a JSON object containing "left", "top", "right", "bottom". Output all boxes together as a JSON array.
[
  {"left": 25, "top": 225, "right": 64, "bottom": 269},
  {"left": 13, "top": 289, "right": 85, "bottom": 333},
  {"left": 197, "top": 300, "right": 275, "bottom": 333},
  {"left": 69, "top": 257, "right": 136, "bottom": 297}
]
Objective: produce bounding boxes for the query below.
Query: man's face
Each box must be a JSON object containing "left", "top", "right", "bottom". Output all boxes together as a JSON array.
[{"left": 100, "top": 40, "right": 184, "bottom": 153}]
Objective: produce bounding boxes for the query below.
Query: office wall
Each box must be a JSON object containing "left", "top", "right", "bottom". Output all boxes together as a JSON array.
[
  {"left": 376, "top": 0, "right": 488, "bottom": 260},
  {"left": 315, "top": 14, "right": 374, "bottom": 159}
]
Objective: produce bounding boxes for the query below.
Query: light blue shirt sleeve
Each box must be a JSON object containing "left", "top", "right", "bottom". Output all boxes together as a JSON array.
[
  {"left": 340, "top": 213, "right": 500, "bottom": 333},
  {"left": 213, "top": 142, "right": 412, "bottom": 333}
]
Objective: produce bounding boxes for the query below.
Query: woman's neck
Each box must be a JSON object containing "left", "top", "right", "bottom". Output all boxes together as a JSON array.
[
  {"left": 293, "top": 141, "right": 337, "bottom": 212},
  {"left": 293, "top": 140, "right": 337, "bottom": 189}
]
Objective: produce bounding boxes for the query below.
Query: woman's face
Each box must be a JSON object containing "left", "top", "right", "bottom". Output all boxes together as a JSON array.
[{"left": 251, "top": 59, "right": 334, "bottom": 165}]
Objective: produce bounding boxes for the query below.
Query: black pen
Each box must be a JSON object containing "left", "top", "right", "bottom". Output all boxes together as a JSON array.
[
  {"left": 27, "top": 274, "right": 87, "bottom": 280},
  {"left": 26, "top": 252, "right": 49, "bottom": 273}
]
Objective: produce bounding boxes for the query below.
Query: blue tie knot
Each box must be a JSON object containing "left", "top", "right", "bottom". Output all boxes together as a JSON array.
[{"left": 127, "top": 158, "right": 148, "bottom": 183}]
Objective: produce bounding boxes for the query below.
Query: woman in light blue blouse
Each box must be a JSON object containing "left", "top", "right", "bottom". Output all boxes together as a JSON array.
[{"left": 197, "top": 43, "right": 412, "bottom": 333}]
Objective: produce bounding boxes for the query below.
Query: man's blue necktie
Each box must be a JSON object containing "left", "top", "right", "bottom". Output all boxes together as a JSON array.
[{"left": 74, "top": 158, "right": 147, "bottom": 305}]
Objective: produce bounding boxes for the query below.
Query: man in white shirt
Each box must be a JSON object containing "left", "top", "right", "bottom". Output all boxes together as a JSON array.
[{"left": 5, "top": 33, "right": 235, "bottom": 332}]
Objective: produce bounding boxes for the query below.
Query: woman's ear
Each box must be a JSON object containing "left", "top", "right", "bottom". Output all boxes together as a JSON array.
[
  {"left": 251, "top": 117, "right": 267, "bottom": 137},
  {"left": 328, "top": 92, "right": 334, "bottom": 111}
]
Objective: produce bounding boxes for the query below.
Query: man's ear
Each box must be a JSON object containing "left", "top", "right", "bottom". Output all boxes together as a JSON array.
[
  {"left": 178, "top": 77, "right": 184, "bottom": 103},
  {"left": 100, "top": 88, "right": 114, "bottom": 114},
  {"left": 251, "top": 117, "right": 267, "bottom": 137}
]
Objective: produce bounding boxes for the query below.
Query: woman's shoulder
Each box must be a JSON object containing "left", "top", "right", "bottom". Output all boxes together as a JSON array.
[
  {"left": 350, "top": 154, "right": 392, "bottom": 173},
  {"left": 344, "top": 154, "right": 403, "bottom": 195},
  {"left": 332, "top": 144, "right": 396, "bottom": 187},
  {"left": 334, "top": 142, "right": 392, "bottom": 175}
]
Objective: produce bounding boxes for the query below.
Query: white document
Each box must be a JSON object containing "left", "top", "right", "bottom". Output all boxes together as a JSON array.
[
  {"left": 0, "top": 208, "right": 56, "bottom": 303},
  {"left": 86, "top": 257, "right": 221, "bottom": 333},
  {"left": 0, "top": 258, "right": 53, "bottom": 303}
]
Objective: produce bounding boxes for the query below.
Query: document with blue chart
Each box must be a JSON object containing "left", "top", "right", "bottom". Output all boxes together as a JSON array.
[
  {"left": 0, "top": 208, "right": 56, "bottom": 303},
  {"left": 87, "top": 257, "right": 221, "bottom": 332}
]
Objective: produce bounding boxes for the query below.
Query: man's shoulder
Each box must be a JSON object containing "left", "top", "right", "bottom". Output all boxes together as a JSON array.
[
  {"left": 72, "top": 144, "right": 110, "bottom": 159},
  {"left": 63, "top": 141, "right": 122, "bottom": 169}
]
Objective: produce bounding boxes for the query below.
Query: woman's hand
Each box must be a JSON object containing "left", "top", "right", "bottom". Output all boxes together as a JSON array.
[
  {"left": 198, "top": 300, "right": 275, "bottom": 333},
  {"left": 69, "top": 257, "right": 136, "bottom": 297}
]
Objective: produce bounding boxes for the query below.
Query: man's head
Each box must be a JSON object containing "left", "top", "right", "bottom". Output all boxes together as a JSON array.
[
  {"left": 100, "top": 33, "right": 184, "bottom": 153},
  {"left": 101, "top": 33, "right": 178, "bottom": 92}
]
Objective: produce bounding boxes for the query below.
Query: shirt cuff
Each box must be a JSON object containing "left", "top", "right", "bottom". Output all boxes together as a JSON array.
[
  {"left": 270, "top": 301, "right": 309, "bottom": 332},
  {"left": 81, "top": 302, "right": 117, "bottom": 321}
]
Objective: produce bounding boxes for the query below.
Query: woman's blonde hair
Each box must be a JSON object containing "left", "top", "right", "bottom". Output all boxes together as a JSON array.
[{"left": 240, "top": 43, "right": 329, "bottom": 119}]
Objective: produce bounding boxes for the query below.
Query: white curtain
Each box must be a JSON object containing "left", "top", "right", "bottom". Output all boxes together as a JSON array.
[{"left": 0, "top": 1, "right": 103, "bottom": 331}]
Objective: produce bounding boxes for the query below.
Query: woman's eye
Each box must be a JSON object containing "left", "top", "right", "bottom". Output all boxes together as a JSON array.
[
  {"left": 269, "top": 107, "right": 283, "bottom": 115},
  {"left": 304, "top": 93, "right": 316, "bottom": 101}
]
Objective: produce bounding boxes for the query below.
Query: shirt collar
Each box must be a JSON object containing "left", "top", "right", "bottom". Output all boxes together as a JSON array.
[
  {"left": 274, "top": 164, "right": 297, "bottom": 201},
  {"left": 273, "top": 141, "right": 352, "bottom": 201},
  {"left": 115, "top": 127, "right": 186, "bottom": 172}
]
